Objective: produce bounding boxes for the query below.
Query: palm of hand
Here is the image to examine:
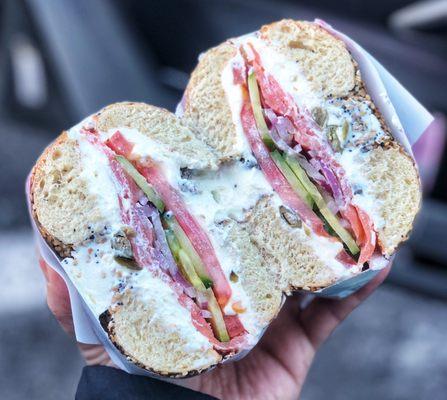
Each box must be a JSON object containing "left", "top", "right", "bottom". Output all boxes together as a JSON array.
[
  {"left": 183, "top": 284, "right": 382, "bottom": 400},
  {"left": 39, "top": 258, "right": 388, "bottom": 400},
  {"left": 184, "top": 299, "right": 314, "bottom": 400}
]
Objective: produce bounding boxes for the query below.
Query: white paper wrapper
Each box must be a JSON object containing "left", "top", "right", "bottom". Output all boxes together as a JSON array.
[{"left": 27, "top": 20, "right": 433, "bottom": 376}]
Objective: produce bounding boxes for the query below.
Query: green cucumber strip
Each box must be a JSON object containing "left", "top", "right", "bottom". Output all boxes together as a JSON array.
[
  {"left": 284, "top": 154, "right": 360, "bottom": 255},
  {"left": 270, "top": 151, "right": 313, "bottom": 207},
  {"left": 165, "top": 228, "right": 229, "bottom": 341},
  {"left": 166, "top": 232, "right": 229, "bottom": 342},
  {"left": 206, "top": 288, "right": 230, "bottom": 342},
  {"left": 318, "top": 206, "right": 360, "bottom": 255},
  {"left": 115, "top": 156, "right": 165, "bottom": 212},
  {"left": 165, "top": 229, "right": 181, "bottom": 263},
  {"left": 247, "top": 72, "right": 275, "bottom": 150},
  {"left": 162, "top": 214, "right": 213, "bottom": 288},
  {"left": 177, "top": 249, "right": 206, "bottom": 289},
  {"left": 200, "top": 276, "right": 213, "bottom": 289}
]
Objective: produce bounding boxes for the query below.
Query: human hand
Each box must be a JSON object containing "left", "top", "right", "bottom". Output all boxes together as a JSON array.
[
  {"left": 39, "top": 256, "right": 389, "bottom": 399},
  {"left": 181, "top": 267, "right": 390, "bottom": 399}
]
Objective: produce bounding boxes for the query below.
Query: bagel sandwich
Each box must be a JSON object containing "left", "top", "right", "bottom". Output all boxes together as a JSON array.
[{"left": 29, "top": 19, "right": 421, "bottom": 377}]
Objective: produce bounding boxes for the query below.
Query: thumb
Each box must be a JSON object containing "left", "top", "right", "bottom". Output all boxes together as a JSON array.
[{"left": 299, "top": 266, "right": 390, "bottom": 349}]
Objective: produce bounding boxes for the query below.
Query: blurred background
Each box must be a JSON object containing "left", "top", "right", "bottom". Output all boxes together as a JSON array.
[{"left": 0, "top": 0, "right": 446, "bottom": 398}]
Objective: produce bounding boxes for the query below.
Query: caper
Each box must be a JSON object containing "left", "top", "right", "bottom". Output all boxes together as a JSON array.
[
  {"left": 211, "top": 189, "right": 222, "bottom": 203},
  {"left": 111, "top": 229, "right": 141, "bottom": 270},
  {"left": 326, "top": 125, "right": 342, "bottom": 152},
  {"left": 111, "top": 230, "right": 133, "bottom": 259},
  {"left": 180, "top": 168, "right": 193, "bottom": 179},
  {"left": 311, "top": 107, "right": 328, "bottom": 128},
  {"left": 230, "top": 271, "right": 239, "bottom": 283},
  {"left": 279, "top": 205, "right": 302, "bottom": 228},
  {"left": 114, "top": 256, "right": 141, "bottom": 270},
  {"left": 341, "top": 119, "right": 350, "bottom": 142}
]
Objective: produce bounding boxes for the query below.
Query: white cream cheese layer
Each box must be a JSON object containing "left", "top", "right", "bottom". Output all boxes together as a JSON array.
[
  {"left": 180, "top": 162, "right": 272, "bottom": 226},
  {"left": 246, "top": 36, "right": 323, "bottom": 112},
  {"left": 63, "top": 240, "right": 130, "bottom": 317},
  {"left": 221, "top": 50, "right": 252, "bottom": 159},
  {"left": 337, "top": 148, "right": 385, "bottom": 230},
  {"left": 127, "top": 269, "right": 215, "bottom": 358},
  {"left": 180, "top": 164, "right": 275, "bottom": 336},
  {"left": 327, "top": 98, "right": 387, "bottom": 230},
  {"left": 68, "top": 117, "right": 123, "bottom": 234},
  {"left": 217, "top": 230, "right": 261, "bottom": 335},
  {"left": 306, "top": 231, "right": 357, "bottom": 276},
  {"left": 63, "top": 121, "right": 216, "bottom": 356},
  {"left": 63, "top": 244, "right": 215, "bottom": 360}
]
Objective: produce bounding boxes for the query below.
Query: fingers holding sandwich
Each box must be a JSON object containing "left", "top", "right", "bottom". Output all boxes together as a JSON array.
[
  {"left": 39, "top": 257, "right": 116, "bottom": 367},
  {"left": 39, "top": 257, "right": 74, "bottom": 336},
  {"left": 298, "top": 265, "right": 390, "bottom": 349}
]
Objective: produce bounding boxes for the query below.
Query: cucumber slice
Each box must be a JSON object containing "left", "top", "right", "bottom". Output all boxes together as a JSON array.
[
  {"left": 115, "top": 156, "right": 165, "bottom": 212},
  {"left": 270, "top": 150, "right": 313, "bottom": 207},
  {"left": 163, "top": 219, "right": 230, "bottom": 342},
  {"left": 206, "top": 288, "right": 230, "bottom": 342},
  {"left": 165, "top": 228, "right": 229, "bottom": 342},
  {"left": 162, "top": 214, "right": 213, "bottom": 288},
  {"left": 177, "top": 249, "right": 206, "bottom": 289},
  {"left": 284, "top": 154, "right": 360, "bottom": 255},
  {"left": 247, "top": 72, "right": 275, "bottom": 150},
  {"left": 165, "top": 229, "right": 181, "bottom": 262}
]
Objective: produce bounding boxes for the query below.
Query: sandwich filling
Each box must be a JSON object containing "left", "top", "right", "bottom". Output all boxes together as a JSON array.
[
  {"left": 96, "top": 123, "right": 285, "bottom": 335},
  {"left": 221, "top": 31, "right": 390, "bottom": 269},
  {"left": 64, "top": 118, "right": 265, "bottom": 355}
]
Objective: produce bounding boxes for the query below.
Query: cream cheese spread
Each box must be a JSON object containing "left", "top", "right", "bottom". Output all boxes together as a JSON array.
[{"left": 221, "top": 32, "right": 388, "bottom": 272}]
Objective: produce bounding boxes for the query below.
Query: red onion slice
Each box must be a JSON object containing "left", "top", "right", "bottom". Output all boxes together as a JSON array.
[
  {"left": 269, "top": 128, "right": 295, "bottom": 154},
  {"left": 264, "top": 108, "right": 277, "bottom": 124},
  {"left": 200, "top": 309, "right": 212, "bottom": 319},
  {"left": 135, "top": 202, "right": 154, "bottom": 218},
  {"left": 139, "top": 195, "right": 149, "bottom": 206},
  {"left": 183, "top": 285, "right": 197, "bottom": 299},
  {"left": 146, "top": 204, "right": 196, "bottom": 296},
  {"left": 275, "top": 116, "right": 294, "bottom": 143},
  {"left": 293, "top": 144, "right": 302, "bottom": 153},
  {"left": 318, "top": 161, "right": 345, "bottom": 208},
  {"left": 296, "top": 154, "right": 325, "bottom": 182},
  {"left": 264, "top": 108, "right": 294, "bottom": 145},
  {"left": 326, "top": 199, "right": 339, "bottom": 214},
  {"left": 196, "top": 291, "right": 209, "bottom": 309}
]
